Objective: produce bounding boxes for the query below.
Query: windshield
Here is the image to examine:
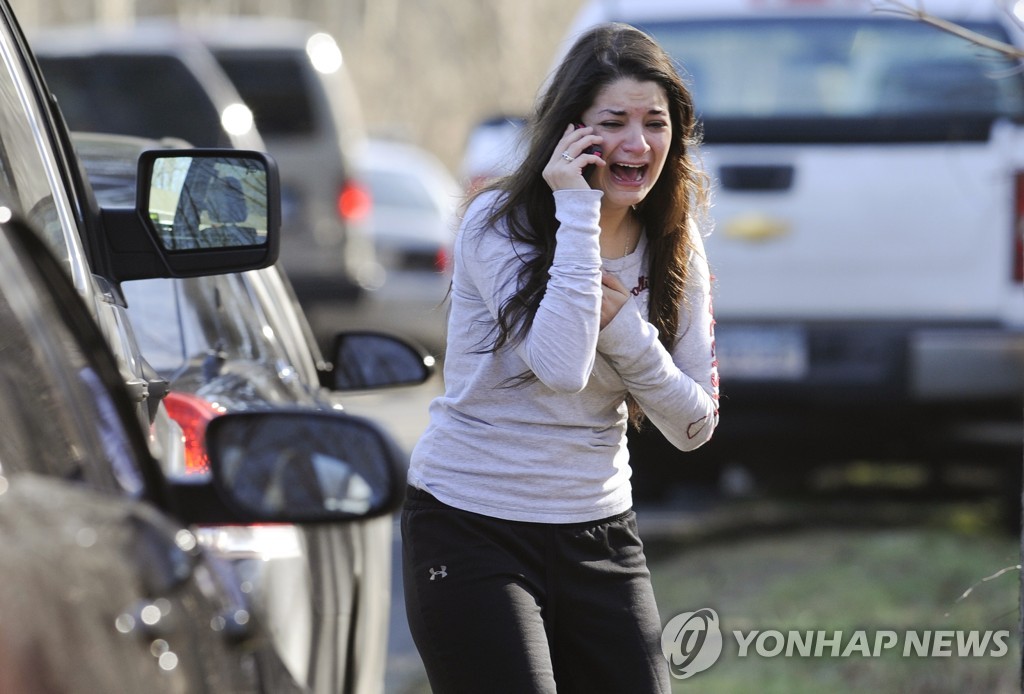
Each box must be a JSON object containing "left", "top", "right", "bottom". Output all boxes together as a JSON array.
[
  {"left": 39, "top": 55, "right": 228, "bottom": 147},
  {"left": 213, "top": 51, "right": 316, "bottom": 136},
  {"left": 638, "top": 17, "right": 1024, "bottom": 142}
]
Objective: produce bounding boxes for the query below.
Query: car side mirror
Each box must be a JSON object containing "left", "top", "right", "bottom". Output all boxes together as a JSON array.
[
  {"left": 327, "top": 331, "right": 435, "bottom": 391},
  {"left": 100, "top": 149, "right": 281, "bottom": 282},
  {"left": 207, "top": 410, "right": 405, "bottom": 522},
  {"left": 168, "top": 410, "right": 405, "bottom": 525},
  {"left": 146, "top": 154, "right": 271, "bottom": 251}
]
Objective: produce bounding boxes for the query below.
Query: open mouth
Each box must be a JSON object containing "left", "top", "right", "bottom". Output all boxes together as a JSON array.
[{"left": 610, "top": 163, "right": 648, "bottom": 184}]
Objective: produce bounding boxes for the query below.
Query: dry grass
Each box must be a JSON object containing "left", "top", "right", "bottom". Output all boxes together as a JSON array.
[{"left": 647, "top": 507, "right": 1020, "bottom": 693}]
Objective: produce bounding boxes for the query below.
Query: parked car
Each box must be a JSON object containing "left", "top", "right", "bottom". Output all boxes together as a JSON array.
[
  {"left": 4, "top": 6, "right": 286, "bottom": 449},
  {"left": 0, "top": 0, "right": 416, "bottom": 688},
  {"left": 129, "top": 273, "right": 428, "bottom": 694},
  {"left": 78, "top": 130, "right": 435, "bottom": 694},
  {"left": 31, "top": 18, "right": 380, "bottom": 325},
  {"left": 192, "top": 16, "right": 381, "bottom": 309},
  {"left": 31, "top": 20, "right": 259, "bottom": 149},
  {"left": 0, "top": 207, "right": 408, "bottom": 694},
  {"left": 459, "top": 113, "right": 527, "bottom": 193},
  {"left": 2, "top": 20, "right": 319, "bottom": 688},
  {"left": 124, "top": 273, "right": 428, "bottom": 694},
  {"left": 0, "top": 0, "right": 318, "bottom": 679},
  {"left": 336, "top": 137, "right": 460, "bottom": 354},
  {"left": 561, "top": 0, "right": 1024, "bottom": 494}
]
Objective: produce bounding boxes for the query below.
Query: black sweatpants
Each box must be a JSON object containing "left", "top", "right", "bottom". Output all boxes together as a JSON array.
[{"left": 401, "top": 487, "right": 670, "bottom": 693}]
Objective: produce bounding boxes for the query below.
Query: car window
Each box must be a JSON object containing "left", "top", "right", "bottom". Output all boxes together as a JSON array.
[
  {"left": 0, "top": 223, "right": 143, "bottom": 496},
  {"left": 123, "top": 274, "right": 287, "bottom": 377},
  {"left": 72, "top": 136, "right": 146, "bottom": 208},
  {"left": 244, "top": 268, "right": 322, "bottom": 385},
  {"left": 213, "top": 51, "right": 316, "bottom": 136},
  {"left": 121, "top": 278, "right": 188, "bottom": 373},
  {"left": 39, "top": 55, "right": 227, "bottom": 147},
  {"left": 639, "top": 17, "right": 1024, "bottom": 141},
  {"left": 0, "top": 25, "right": 81, "bottom": 278}
]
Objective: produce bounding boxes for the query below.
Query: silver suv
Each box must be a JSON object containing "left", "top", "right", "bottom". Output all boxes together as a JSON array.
[{"left": 194, "top": 17, "right": 381, "bottom": 311}]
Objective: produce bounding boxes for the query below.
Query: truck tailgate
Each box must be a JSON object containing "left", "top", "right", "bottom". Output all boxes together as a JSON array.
[{"left": 704, "top": 134, "right": 1018, "bottom": 321}]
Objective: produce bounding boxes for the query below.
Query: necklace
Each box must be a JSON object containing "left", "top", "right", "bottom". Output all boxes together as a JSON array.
[
  {"left": 623, "top": 214, "right": 640, "bottom": 257},
  {"left": 623, "top": 227, "right": 637, "bottom": 257},
  {"left": 601, "top": 209, "right": 640, "bottom": 259}
]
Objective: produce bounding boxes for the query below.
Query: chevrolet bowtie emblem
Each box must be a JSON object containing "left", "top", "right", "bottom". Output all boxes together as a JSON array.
[{"left": 723, "top": 214, "right": 790, "bottom": 242}]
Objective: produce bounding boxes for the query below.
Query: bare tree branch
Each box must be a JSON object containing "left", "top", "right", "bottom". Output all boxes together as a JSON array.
[{"left": 873, "top": 0, "right": 1024, "bottom": 59}]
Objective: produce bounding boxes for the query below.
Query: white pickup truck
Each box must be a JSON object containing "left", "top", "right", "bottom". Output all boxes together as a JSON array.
[{"left": 560, "top": 0, "right": 1024, "bottom": 491}]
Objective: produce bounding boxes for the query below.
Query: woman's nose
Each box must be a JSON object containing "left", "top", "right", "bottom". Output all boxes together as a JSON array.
[{"left": 620, "top": 124, "right": 650, "bottom": 153}]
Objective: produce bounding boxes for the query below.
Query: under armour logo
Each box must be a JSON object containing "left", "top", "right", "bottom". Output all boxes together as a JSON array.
[{"left": 429, "top": 566, "right": 448, "bottom": 581}]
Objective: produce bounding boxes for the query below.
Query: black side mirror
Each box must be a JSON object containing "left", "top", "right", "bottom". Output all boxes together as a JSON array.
[
  {"left": 194, "top": 410, "right": 405, "bottom": 524},
  {"left": 101, "top": 149, "right": 281, "bottom": 281},
  {"left": 327, "top": 331, "right": 435, "bottom": 391}
]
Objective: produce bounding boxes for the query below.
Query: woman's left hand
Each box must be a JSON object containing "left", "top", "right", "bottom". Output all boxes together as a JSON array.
[{"left": 600, "top": 272, "right": 630, "bottom": 329}]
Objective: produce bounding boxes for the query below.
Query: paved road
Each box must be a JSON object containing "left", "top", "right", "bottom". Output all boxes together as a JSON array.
[{"left": 384, "top": 519, "right": 427, "bottom": 693}]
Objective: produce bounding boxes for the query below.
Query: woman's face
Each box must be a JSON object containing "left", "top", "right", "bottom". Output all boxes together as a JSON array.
[{"left": 580, "top": 77, "right": 672, "bottom": 212}]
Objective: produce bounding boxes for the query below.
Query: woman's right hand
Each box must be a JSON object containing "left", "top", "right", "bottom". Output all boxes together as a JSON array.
[
  {"left": 542, "top": 124, "right": 603, "bottom": 191},
  {"left": 600, "top": 272, "right": 630, "bottom": 329}
]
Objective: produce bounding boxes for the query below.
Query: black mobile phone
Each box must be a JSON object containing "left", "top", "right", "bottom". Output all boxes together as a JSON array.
[{"left": 574, "top": 123, "right": 602, "bottom": 178}]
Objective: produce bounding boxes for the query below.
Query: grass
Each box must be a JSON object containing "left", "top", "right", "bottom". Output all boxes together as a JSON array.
[{"left": 646, "top": 512, "right": 1021, "bottom": 693}]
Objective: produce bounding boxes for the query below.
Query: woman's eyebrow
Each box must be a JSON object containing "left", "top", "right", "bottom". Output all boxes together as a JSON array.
[{"left": 597, "top": 107, "right": 668, "bottom": 116}]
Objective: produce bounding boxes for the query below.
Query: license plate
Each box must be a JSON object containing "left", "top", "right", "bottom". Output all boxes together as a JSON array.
[{"left": 716, "top": 325, "right": 808, "bottom": 380}]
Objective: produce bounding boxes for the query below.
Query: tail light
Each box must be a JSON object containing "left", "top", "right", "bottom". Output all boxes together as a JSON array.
[
  {"left": 337, "top": 178, "right": 372, "bottom": 223},
  {"left": 1015, "top": 172, "right": 1024, "bottom": 283},
  {"left": 435, "top": 247, "right": 450, "bottom": 273},
  {"left": 163, "top": 392, "right": 226, "bottom": 475}
]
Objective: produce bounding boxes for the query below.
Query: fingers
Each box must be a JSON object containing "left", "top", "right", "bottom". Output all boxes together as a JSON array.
[
  {"left": 561, "top": 124, "right": 603, "bottom": 167},
  {"left": 542, "top": 125, "right": 603, "bottom": 191},
  {"left": 599, "top": 271, "right": 629, "bottom": 329},
  {"left": 601, "top": 271, "right": 629, "bottom": 294}
]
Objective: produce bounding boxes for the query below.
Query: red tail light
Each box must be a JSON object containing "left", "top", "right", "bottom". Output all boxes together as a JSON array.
[
  {"left": 1015, "top": 172, "right": 1024, "bottom": 283},
  {"left": 163, "top": 392, "right": 226, "bottom": 475},
  {"left": 337, "top": 179, "right": 372, "bottom": 222},
  {"left": 435, "top": 247, "right": 450, "bottom": 273}
]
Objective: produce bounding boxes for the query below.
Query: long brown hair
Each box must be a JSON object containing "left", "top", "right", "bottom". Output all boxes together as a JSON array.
[{"left": 471, "top": 23, "right": 710, "bottom": 423}]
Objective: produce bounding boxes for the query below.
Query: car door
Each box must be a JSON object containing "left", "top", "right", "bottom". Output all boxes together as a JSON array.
[
  {"left": 0, "top": 4, "right": 178, "bottom": 438},
  {"left": 0, "top": 212, "right": 270, "bottom": 694}
]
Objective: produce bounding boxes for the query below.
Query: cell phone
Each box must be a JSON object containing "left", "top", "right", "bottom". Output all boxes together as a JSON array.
[{"left": 574, "top": 123, "right": 602, "bottom": 178}]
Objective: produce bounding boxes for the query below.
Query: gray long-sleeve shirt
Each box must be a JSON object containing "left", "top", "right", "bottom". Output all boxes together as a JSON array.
[{"left": 408, "top": 188, "right": 719, "bottom": 523}]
